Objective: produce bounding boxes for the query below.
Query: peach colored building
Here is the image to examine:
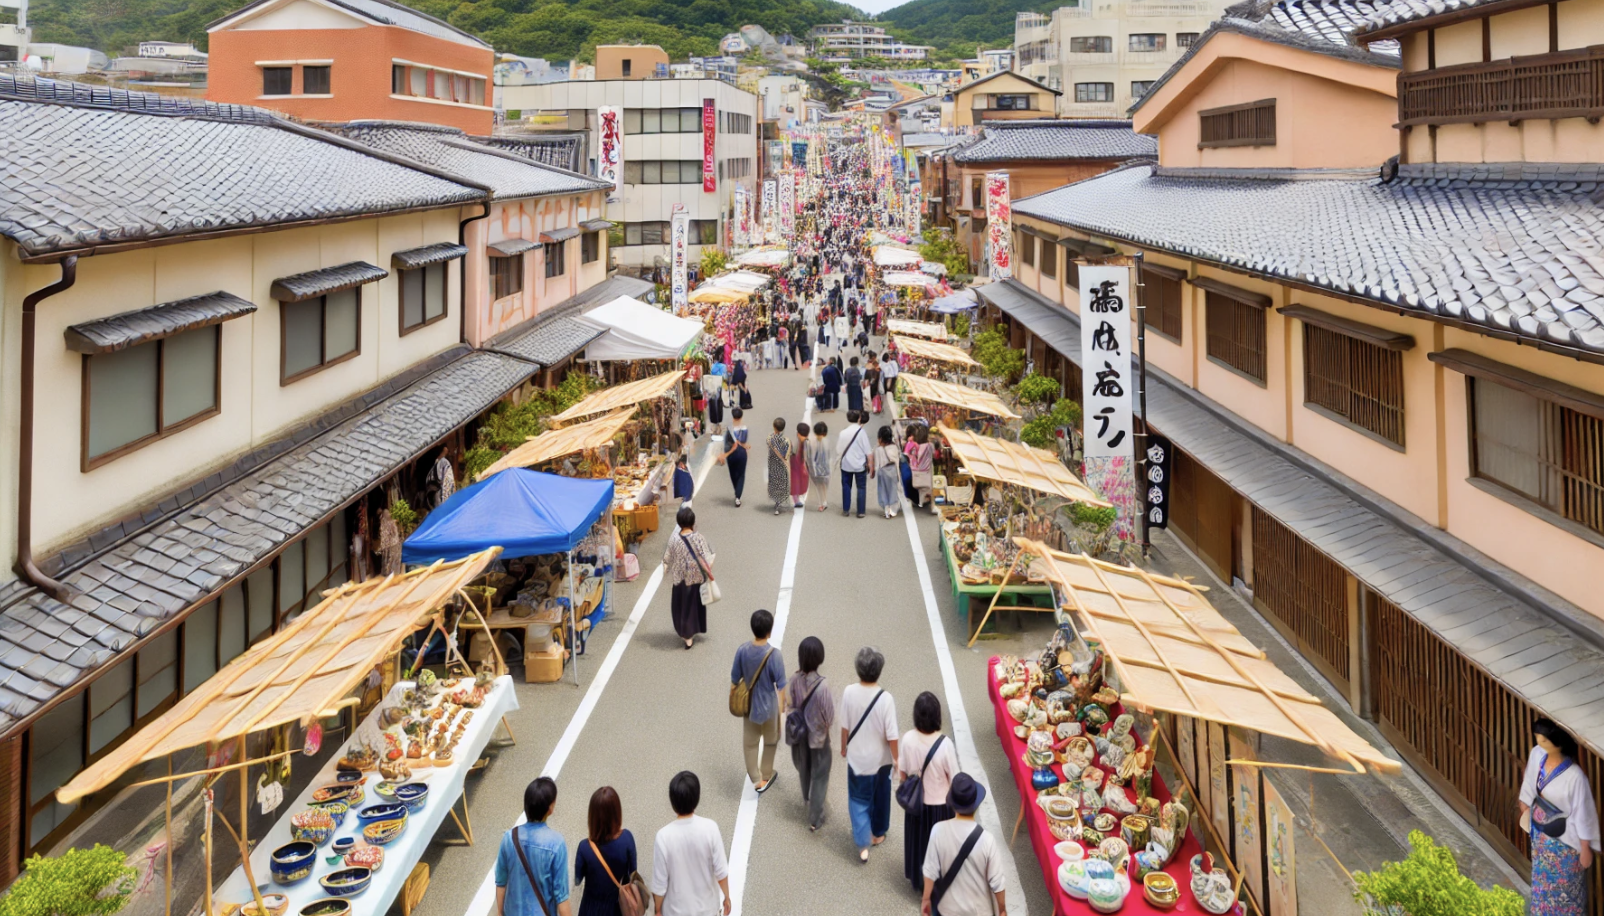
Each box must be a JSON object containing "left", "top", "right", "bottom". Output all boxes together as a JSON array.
[
  {"left": 594, "top": 44, "right": 670, "bottom": 81},
  {"left": 949, "top": 70, "right": 1062, "bottom": 127},
  {"left": 207, "top": 0, "right": 495, "bottom": 134},
  {"left": 981, "top": 0, "right": 1604, "bottom": 900}
]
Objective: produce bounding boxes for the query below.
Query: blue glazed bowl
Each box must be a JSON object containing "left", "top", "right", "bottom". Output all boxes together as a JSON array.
[
  {"left": 299, "top": 900, "right": 350, "bottom": 916},
  {"left": 334, "top": 770, "right": 364, "bottom": 784},
  {"left": 310, "top": 800, "right": 349, "bottom": 828},
  {"left": 270, "top": 841, "right": 318, "bottom": 887},
  {"left": 355, "top": 803, "right": 407, "bottom": 827},
  {"left": 394, "top": 783, "right": 429, "bottom": 812},
  {"left": 331, "top": 836, "right": 357, "bottom": 855},
  {"left": 319, "top": 867, "right": 372, "bottom": 899}
]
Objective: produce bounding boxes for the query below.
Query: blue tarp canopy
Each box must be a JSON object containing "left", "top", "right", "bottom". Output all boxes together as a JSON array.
[
  {"left": 403, "top": 469, "right": 613, "bottom": 563},
  {"left": 928, "top": 289, "right": 978, "bottom": 314}
]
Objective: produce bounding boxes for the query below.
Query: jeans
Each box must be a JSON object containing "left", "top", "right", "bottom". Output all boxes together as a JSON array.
[
  {"left": 840, "top": 468, "right": 867, "bottom": 515},
  {"left": 846, "top": 764, "right": 892, "bottom": 849}
]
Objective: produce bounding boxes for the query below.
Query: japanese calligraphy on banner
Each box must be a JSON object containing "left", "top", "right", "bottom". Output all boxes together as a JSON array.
[
  {"left": 732, "top": 184, "right": 748, "bottom": 249},
  {"left": 984, "top": 171, "right": 1012, "bottom": 281},
  {"left": 1144, "top": 432, "right": 1172, "bottom": 530},
  {"left": 761, "top": 179, "right": 777, "bottom": 243},
  {"left": 670, "top": 209, "right": 690, "bottom": 314},
  {"left": 907, "top": 178, "right": 922, "bottom": 236},
  {"left": 1079, "top": 264, "right": 1136, "bottom": 538},
  {"left": 778, "top": 172, "right": 795, "bottom": 239},
  {"left": 597, "top": 106, "right": 623, "bottom": 199},
  {"left": 701, "top": 98, "right": 716, "bottom": 192}
]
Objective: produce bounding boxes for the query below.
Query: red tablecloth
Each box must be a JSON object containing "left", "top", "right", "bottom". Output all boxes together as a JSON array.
[{"left": 988, "top": 657, "right": 1205, "bottom": 915}]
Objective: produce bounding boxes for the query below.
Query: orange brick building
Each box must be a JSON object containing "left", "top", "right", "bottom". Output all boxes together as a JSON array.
[{"left": 207, "top": 0, "right": 494, "bottom": 134}]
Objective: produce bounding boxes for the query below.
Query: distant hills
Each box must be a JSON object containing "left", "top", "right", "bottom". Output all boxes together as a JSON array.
[
  {"left": 25, "top": 0, "right": 868, "bottom": 62},
  {"left": 879, "top": 0, "right": 1055, "bottom": 61}
]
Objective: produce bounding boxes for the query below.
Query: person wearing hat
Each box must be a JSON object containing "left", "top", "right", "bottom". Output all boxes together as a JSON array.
[{"left": 920, "top": 773, "right": 1005, "bottom": 916}]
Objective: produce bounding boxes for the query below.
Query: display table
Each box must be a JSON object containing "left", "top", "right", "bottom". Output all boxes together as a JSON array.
[
  {"left": 987, "top": 659, "right": 1205, "bottom": 916},
  {"left": 940, "top": 534, "right": 1056, "bottom": 640},
  {"left": 215, "top": 676, "right": 519, "bottom": 916}
]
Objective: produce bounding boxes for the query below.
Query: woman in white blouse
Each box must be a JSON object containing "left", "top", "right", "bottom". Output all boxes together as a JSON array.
[
  {"left": 897, "top": 691, "right": 960, "bottom": 894},
  {"left": 1519, "top": 717, "right": 1600, "bottom": 916}
]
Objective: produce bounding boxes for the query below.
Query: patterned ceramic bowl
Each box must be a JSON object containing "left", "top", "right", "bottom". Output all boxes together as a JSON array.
[
  {"left": 240, "top": 893, "right": 288, "bottom": 916},
  {"left": 394, "top": 783, "right": 429, "bottom": 812},
  {"left": 355, "top": 803, "right": 407, "bottom": 827},
  {"left": 318, "top": 867, "right": 371, "bottom": 899},
  {"left": 298, "top": 901, "right": 350, "bottom": 916},
  {"left": 363, "top": 819, "right": 406, "bottom": 847},
  {"left": 269, "top": 842, "right": 317, "bottom": 887}
]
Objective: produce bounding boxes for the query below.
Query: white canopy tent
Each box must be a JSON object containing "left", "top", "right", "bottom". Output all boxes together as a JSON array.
[
  {"left": 883, "top": 271, "right": 940, "bottom": 290},
  {"left": 707, "top": 270, "right": 773, "bottom": 292},
  {"left": 874, "top": 246, "right": 924, "bottom": 268},
  {"left": 578, "top": 296, "right": 704, "bottom": 361}
]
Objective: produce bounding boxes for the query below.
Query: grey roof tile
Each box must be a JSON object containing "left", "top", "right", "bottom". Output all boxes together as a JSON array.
[
  {"left": 210, "top": 0, "right": 489, "bottom": 48},
  {"left": 327, "top": 121, "right": 610, "bottom": 201},
  {"left": 64, "top": 292, "right": 256, "bottom": 354},
  {"left": 270, "top": 262, "right": 388, "bottom": 302},
  {"left": 0, "top": 76, "right": 484, "bottom": 259},
  {"left": 1013, "top": 162, "right": 1604, "bottom": 355},
  {"left": 1357, "top": 0, "right": 1496, "bottom": 32},
  {"left": 951, "top": 120, "right": 1156, "bottom": 164}
]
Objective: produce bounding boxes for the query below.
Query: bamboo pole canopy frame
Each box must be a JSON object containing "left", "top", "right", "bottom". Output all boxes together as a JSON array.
[
  {"left": 479, "top": 409, "right": 635, "bottom": 478},
  {"left": 898, "top": 372, "right": 1022, "bottom": 420},
  {"left": 57, "top": 548, "right": 503, "bottom": 804},
  {"left": 549, "top": 369, "right": 686, "bottom": 426},
  {"left": 1015, "top": 538, "right": 1400, "bottom": 776},
  {"left": 936, "top": 425, "right": 1110, "bottom": 507},
  {"left": 893, "top": 335, "right": 981, "bottom": 368},
  {"left": 886, "top": 318, "right": 949, "bottom": 340}
]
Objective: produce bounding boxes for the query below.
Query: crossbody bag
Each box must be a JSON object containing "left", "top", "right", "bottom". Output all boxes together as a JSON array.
[
  {"left": 511, "top": 826, "right": 554, "bottom": 916},
  {"left": 930, "top": 824, "right": 984, "bottom": 916},
  {"left": 729, "top": 645, "right": 776, "bottom": 718},
  {"left": 896, "top": 735, "right": 946, "bottom": 816},
  {"left": 681, "top": 533, "right": 720, "bottom": 606},
  {"left": 846, "top": 689, "right": 885, "bottom": 746},
  {"left": 586, "top": 839, "right": 648, "bottom": 916},
  {"left": 1522, "top": 755, "right": 1573, "bottom": 839},
  {"left": 785, "top": 676, "right": 825, "bottom": 747}
]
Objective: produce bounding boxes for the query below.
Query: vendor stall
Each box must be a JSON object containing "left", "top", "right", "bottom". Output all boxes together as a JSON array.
[
  {"left": 404, "top": 470, "right": 615, "bottom": 685},
  {"left": 550, "top": 370, "right": 687, "bottom": 511},
  {"left": 896, "top": 372, "right": 1021, "bottom": 431},
  {"left": 734, "top": 246, "right": 791, "bottom": 269},
  {"left": 873, "top": 245, "right": 924, "bottom": 268},
  {"left": 882, "top": 270, "right": 940, "bottom": 291},
  {"left": 886, "top": 318, "right": 949, "bottom": 340},
  {"left": 578, "top": 296, "right": 703, "bottom": 364},
  {"left": 994, "top": 543, "right": 1399, "bottom": 915},
  {"left": 929, "top": 290, "right": 979, "bottom": 314},
  {"left": 478, "top": 408, "right": 635, "bottom": 479},
  {"left": 57, "top": 551, "right": 507, "bottom": 916},
  {"left": 892, "top": 334, "right": 980, "bottom": 377}
]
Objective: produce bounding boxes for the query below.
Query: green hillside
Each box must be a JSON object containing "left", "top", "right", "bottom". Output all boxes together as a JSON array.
[
  {"left": 26, "top": 0, "right": 865, "bottom": 62},
  {"left": 879, "top": 0, "right": 1057, "bottom": 61}
]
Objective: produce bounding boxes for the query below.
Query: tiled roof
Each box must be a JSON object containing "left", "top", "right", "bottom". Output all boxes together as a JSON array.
[
  {"left": 1012, "top": 161, "right": 1604, "bottom": 355},
  {"left": 1356, "top": 0, "right": 1500, "bottom": 32},
  {"left": 328, "top": 121, "right": 610, "bottom": 201},
  {"left": 481, "top": 134, "right": 587, "bottom": 174},
  {"left": 0, "top": 348, "right": 536, "bottom": 733},
  {"left": 0, "top": 76, "right": 484, "bottom": 259},
  {"left": 951, "top": 120, "right": 1157, "bottom": 164},
  {"left": 211, "top": 0, "right": 490, "bottom": 48},
  {"left": 392, "top": 242, "right": 468, "bottom": 270},
  {"left": 976, "top": 279, "right": 1604, "bottom": 757},
  {"left": 1264, "top": 0, "right": 1400, "bottom": 51},
  {"left": 901, "top": 132, "right": 957, "bottom": 149},
  {"left": 64, "top": 292, "right": 256, "bottom": 354},
  {"left": 270, "top": 261, "right": 389, "bottom": 302}
]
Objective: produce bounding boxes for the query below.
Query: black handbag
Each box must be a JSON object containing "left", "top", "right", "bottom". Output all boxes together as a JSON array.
[
  {"left": 896, "top": 735, "right": 945, "bottom": 815},
  {"left": 785, "top": 676, "right": 824, "bottom": 747}
]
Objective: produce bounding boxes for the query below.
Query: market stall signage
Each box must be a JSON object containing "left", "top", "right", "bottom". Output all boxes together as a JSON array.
[
  {"left": 1145, "top": 432, "right": 1172, "bottom": 529},
  {"left": 984, "top": 171, "right": 1012, "bottom": 281},
  {"left": 732, "top": 184, "right": 748, "bottom": 249},
  {"left": 597, "top": 106, "right": 623, "bottom": 200},
  {"left": 1079, "top": 265, "right": 1133, "bottom": 459},
  {"left": 778, "top": 171, "right": 795, "bottom": 239},
  {"left": 761, "top": 179, "right": 777, "bottom": 243},
  {"left": 671, "top": 209, "right": 690, "bottom": 314},
  {"left": 702, "top": 98, "right": 717, "bottom": 192}
]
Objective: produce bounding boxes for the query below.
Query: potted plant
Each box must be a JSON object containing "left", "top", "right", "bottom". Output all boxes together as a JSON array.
[{"left": 0, "top": 845, "right": 137, "bottom": 916}]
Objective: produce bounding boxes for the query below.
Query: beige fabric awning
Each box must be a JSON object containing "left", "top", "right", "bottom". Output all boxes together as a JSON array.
[
  {"left": 550, "top": 370, "right": 686, "bottom": 426},
  {"left": 937, "top": 425, "right": 1109, "bottom": 506},
  {"left": 480, "top": 409, "right": 635, "bottom": 478},
  {"left": 898, "top": 373, "right": 1021, "bottom": 420},
  {"left": 893, "top": 335, "right": 980, "bottom": 368},
  {"left": 887, "top": 319, "right": 948, "bottom": 340},
  {"left": 58, "top": 550, "right": 502, "bottom": 803},
  {"left": 1017, "top": 540, "right": 1399, "bottom": 775}
]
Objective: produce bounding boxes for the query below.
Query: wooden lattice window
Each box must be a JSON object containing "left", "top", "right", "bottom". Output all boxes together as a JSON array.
[
  {"left": 1204, "top": 290, "right": 1266, "bottom": 383},
  {"left": 1304, "top": 325, "right": 1406, "bottom": 446},
  {"left": 1398, "top": 46, "right": 1604, "bottom": 127},
  {"left": 1251, "top": 507, "right": 1350, "bottom": 685},
  {"left": 1140, "top": 264, "right": 1184, "bottom": 343},
  {"left": 1471, "top": 377, "right": 1604, "bottom": 537},
  {"left": 1199, "top": 98, "right": 1276, "bottom": 148}
]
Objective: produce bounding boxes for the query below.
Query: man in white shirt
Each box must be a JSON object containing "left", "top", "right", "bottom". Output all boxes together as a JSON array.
[
  {"left": 652, "top": 771, "right": 731, "bottom": 916},
  {"left": 836, "top": 410, "right": 874, "bottom": 518},
  {"left": 922, "top": 774, "right": 1005, "bottom": 916},
  {"left": 840, "top": 646, "right": 898, "bottom": 861}
]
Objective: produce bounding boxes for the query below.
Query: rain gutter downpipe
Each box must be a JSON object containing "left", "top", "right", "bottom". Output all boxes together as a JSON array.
[
  {"left": 460, "top": 200, "right": 491, "bottom": 345},
  {"left": 17, "top": 256, "right": 77, "bottom": 602}
]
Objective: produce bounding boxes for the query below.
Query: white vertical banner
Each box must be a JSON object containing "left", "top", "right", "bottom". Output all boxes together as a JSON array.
[
  {"left": 1079, "top": 263, "right": 1137, "bottom": 539},
  {"left": 907, "top": 178, "right": 922, "bottom": 237},
  {"left": 732, "top": 184, "right": 748, "bottom": 250},
  {"left": 984, "top": 170, "right": 1012, "bottom": 281},
  {"left": 761, "top": 179, "right": 777, "bottom": 243},
  {"left": 597, "top": 106, "right": 623, "bottom": 200},
  {"left": 778, "top": 171, "right": 795, "bottom": 240},
  {"left": 671, "top": 208, "right": 690, "bottom": 315}
]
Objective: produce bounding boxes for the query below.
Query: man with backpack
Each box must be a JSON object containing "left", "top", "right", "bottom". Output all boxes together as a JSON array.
[
  {"left": 730, "top": 610, "right": 787, "bottom": 794},
  {"left": 921, "top": 774, "right": 1005, "bottom": 916}
]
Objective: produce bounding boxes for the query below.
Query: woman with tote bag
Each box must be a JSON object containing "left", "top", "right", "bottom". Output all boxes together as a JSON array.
[{"left": 663, "top": 506, "right": 716, "bottom": 650}]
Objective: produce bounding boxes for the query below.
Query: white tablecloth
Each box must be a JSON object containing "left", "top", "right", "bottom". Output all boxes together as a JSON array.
[{"left": 215, "top": 676, "right": 520, "bottom": 915}]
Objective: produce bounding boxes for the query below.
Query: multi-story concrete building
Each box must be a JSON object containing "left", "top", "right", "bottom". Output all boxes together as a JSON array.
[
  {"left": 595, "top": 44, "right": 669, "bottom": 81},
  {"left": 0, "top": 0, "right": 26, "bottom": 63},
  {"left": 498, "top": 78, "right": 759, "bottom": 271},
  {"left": 807, "top": 21, "right": 933, "bottom": 61},
  {"left": 1014, "top": 0, "right": 1233, "bottom": 117}
]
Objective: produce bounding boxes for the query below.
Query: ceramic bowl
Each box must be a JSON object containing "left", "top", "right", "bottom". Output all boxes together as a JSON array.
[
  {"left": 372, "top": 782, "right": 399, "bottom": 801},
  {"left": 1093, "top": 812, "right": 1119, "bottom": 835},
  {"left": 290, "top": 809, "right": 336, "bottom": 846},
  {"left": 334, "top": 770, "right": 365, "bottom": 784},
  {"left": 240, "top": 893, "right": 289, "bottom": 916},
  {"left": 355, "top": 803, "right": 407, "bottom": 827},
  {"left": 331, "top": 837, "right": 356, "bottom": 856},
  {"left": 311, "top": 784, "right": 363, "bottom": 807},
  {"left": 299, "top": 900, "right": 350, "bottom": 916},
  {"left": 318, "top": 867, "right": 372, "bottom": 899},
  {"left": 344, "top": 845, "right": 384, "bottom": 873},
  {"left": 363, "top": 819, "right": 406, "bottom": 847},
  {"left": 1143, "top": 872, "right": 1180, "bottom": 910},
  {"left": 394, "top": 783, "right": 429, "bottom": 812},
  {"left": 1058, "top": 860, "right": 1090, "bottom": 900},
  {"left": 1054, "top": 841, "right": 1085, "bottom": 863},
  {"left": 269, "top": 841, "right": 318, "bottom": 887},
  {"left": 1045, "top": 797, "right": 1078, "bottom": 821},
  {"left": 310, "top": 800, "right": 349, "bottom": 828}
]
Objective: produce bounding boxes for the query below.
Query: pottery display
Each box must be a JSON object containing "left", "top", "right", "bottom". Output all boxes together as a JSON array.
[
  {"left": 344, "top": 845, "right": 384, "bottom": 872},
  {"left": 290, "top": 808, "right": 335, "bottom": 846},
  {"left": 298, "top": 900, "right": 350, "bottom": 916},
  {"left": 1099, "top": 837, "right": 1130, "bottom": 873},
  {"left": 1054, "top": 841, "right": 1085, "bottom": 864},
  {"left": 1057, "top": 859, "right": 1090, "bottom": 900},
  {"left": 1084, "top": 859, "right": 1129, "bottom": 914},
  {"left": 309, "top": 800, "right": 349, "bottom": 828},
  {"left": 394, "top": 782, "right": 429, "bottom": 812},
  {"left": 1131, "top": 848, "right": 1165, "bottom": 882},
  {"left": 1143, "top": 872, "right": 1180, "bottom": 910},
  {"left": 269, "top": 842, "right": 318, "bottom": 887},
  {"left": 1120, "top": 814, "right": 1151, "bottom": 851},
  {"left": 363, "top": 819, "right": 406, "bottom": 846},
  {"left": 331, "top": 837, "right": 356, "bottom": 856},
  {"left": 310, "top": 784, "right": 363, "bottom": 807},
  {"left": 240, "top": 894, "right": 289, "bottom": 916},
  {"left": 318, "top": 868, "right": 372, "bottom": 899},
  {"left": 355, "top": 803, "right": 407, "bottom": 827}
]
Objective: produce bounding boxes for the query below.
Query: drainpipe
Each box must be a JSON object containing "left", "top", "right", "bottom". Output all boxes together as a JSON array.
[
  {"left": 459, "top": 201, "right": 491, "bottom": 346},
  {"left": 16, "top": 257, "right": 77, "bottom": 601}
]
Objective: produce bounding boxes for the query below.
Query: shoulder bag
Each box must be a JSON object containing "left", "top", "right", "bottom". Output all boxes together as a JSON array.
[
  {"left": 785, "top": 676, "right": 825, "bottom": 747},
  {"left": 896, "top": 735, "right": 945, "bottom": 815},
  {"left": 847, "top": 689, "right": 885, "bottom": 744},
  {"left": 930, "top": 824, "right": 984, "bottom": 916},
  {"left": 1521, "top": 755, "right": 1573, "bottom": 839},
  {"left": 681, "top": 533, "right": 720, "bottom": 606},
  {"left": 586, "top": 839, "right": 648, "bottom": 916},
  {"left": 729, "top": 645, "right": 776, "bottom": 718},
  {"left": 511, "top": 826, "right": 554, "bottom": 916}
]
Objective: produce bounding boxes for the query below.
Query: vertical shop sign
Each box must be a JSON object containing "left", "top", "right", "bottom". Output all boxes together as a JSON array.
[
  {"left": 1230, "top": 731, "right": 1265, "bottom": 912},
  {"left": 597, "top": 106, "right": 623, "bottom": 200},
  {"left": 1079, "top": 264, "right": 1137, "bottom": 538},
  {"left": 1264, "top": 779, "right": 1298, "bottom": 916},
  {"left": 1144, "top": 432, "right": 1172, "bottom": 529},
  {"left": 778, "top": 171, "right": 795, "bottom": 239},
  {"left": 701, "top": 98, "right": 717, "bottom": 192},
  {"left": 670, "top": 209, "right": 690, "bottom": 315},
  {"left": 984, "top": 171, "right": 1012, "bottom": 281},
  {"left": 732, "top": 184, "right": 748, "bottom": 249},
  {"left": 761, "top": 179, "right": 777, "bottom": 243}
]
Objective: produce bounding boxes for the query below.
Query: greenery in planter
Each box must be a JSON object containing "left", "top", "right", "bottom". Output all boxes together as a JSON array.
[
  {"left": 1063, "top": 500, "right": 1141, "bottom": 565},
  {"left": 971, "top": 328, "right": 1025, "bottom": 383},
  {"left": 388, "top": 497, "right": 420, "bottom": 536},
  {"left": 918, "top": 228, "right": 969, "bottom": 278},
  {"left": 1014, "top": 372, "right": 1060, "bottom": 409},
  {"left": 950, "top": 313, "right": 970, "bottom": 338},
  {"left": 699, "top": 247, "right": 729, "bottom": 279},
  {"left": 0, "top": 845, "right": 137, "bottom": 916},
  {"left": 1352, "top": 831, "right": 1524, "bottom": 916},
  {"left": 463, "top": 373, "right": 603, "bottom": 482}
]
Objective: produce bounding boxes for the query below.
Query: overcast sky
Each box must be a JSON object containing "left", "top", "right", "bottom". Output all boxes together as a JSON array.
[{"left": 850, "top": 0, "right": 909, "bottom": 15}]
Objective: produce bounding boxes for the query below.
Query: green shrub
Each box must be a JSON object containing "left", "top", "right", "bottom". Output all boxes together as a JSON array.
[
  {"left": 1069, "top": 502, "right": 1117, "bottom": 530},
  {"left": 461, "top": 446, "right": 500, "bottom": 483},
  {"left": 1015, "top": 372, "right": 1059, "bottom": 406},
  {"left": 0, "top": 846, "right": 136, "bottom": 916},
  {"left": 389, "top": 497, "right": 419, "bottom": 535},
  {"left": 1353, "top": 831, "right": 1525, "bottom": 916},
  {"left": 699, "top": 247, "right": 729, "bottom": 278},
  {"left": 1020, "top": 416, "right": 1058, "bottom": 450},
  {"left": 950, "top": 314, "right": 970, "bottom": 338},
  {"left": 1050, "top": 398, "right": 1083, "bottom": 431}
]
